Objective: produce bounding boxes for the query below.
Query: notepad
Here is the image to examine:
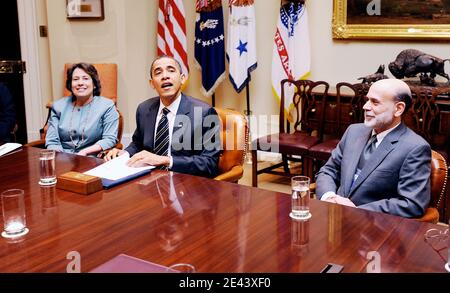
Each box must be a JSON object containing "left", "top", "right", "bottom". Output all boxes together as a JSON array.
[
  {"left": 0, "top": 143, "right": 22, "bottom": 157},
  {"left": 84, "top": 153, "right": 154, "bottom": 188}
]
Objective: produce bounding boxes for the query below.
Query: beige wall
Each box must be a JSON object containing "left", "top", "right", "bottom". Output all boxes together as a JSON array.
[{"left": 41, "top": 0, "right": 450, "bottom": 139}]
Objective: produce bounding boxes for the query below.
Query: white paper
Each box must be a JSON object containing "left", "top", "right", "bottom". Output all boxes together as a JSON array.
[
  {"left": 0, "top": 143, "right": 22, "bottom": 157},
  {"left": 84, "top": 153, "right": 155, "bottom": 180}
]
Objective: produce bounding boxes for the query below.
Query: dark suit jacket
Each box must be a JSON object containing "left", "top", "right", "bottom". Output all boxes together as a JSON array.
[
  {"left": 125, "top": 94, "right": 220, "bottom": 178},
  {"left": 0, "top": 83, "right": 16, "bottom": 142},
  {"left": 315, "top": 123, "right": 431, "bottom": 218}
]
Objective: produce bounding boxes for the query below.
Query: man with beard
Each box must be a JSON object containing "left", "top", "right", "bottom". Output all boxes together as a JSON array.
[{"left": 315, "top": 79, "right": 431, "bottom": 218}]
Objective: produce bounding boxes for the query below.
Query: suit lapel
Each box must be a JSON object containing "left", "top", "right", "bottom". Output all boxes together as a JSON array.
[
  {"left": 175, "top": 94, "right": 190, "bottom": 116},
  {"left": 349, "top": 123, "right": 407, "bottom": 195},
  {"left": 343, "top": 128, "right": 372, "bottom": 196},
  {"left": 172, "top": 94, "right": 191, "bottom": 151},
  {"left": 147, "top": 100, "right": 160, "bottom": 150}
]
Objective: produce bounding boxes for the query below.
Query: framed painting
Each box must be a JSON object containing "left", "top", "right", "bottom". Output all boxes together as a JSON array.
[
  {"left": 66, "top": 0, "right": 105, "bottom": 21},
  {"left": 332, "top": 0, "right": 450, "bottom": 40}
]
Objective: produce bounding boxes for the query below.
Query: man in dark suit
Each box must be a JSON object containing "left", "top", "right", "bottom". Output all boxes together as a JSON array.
[
  {"left": 0, "top": 83, "right": 16, "bottom": 142},
  {"left": 315, "top": 79, "right": 431, "bottom": 218},
  {"left": 105, "top": 56, "right": 220, "bottom": 178}
]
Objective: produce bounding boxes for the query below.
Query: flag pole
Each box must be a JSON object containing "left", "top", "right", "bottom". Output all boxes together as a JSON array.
[
  {"left": 245, "top": 84, "right": 251, "bottom": 116},
  {"left": 244, "top": 83, "right": 252, "bottom": 164}
]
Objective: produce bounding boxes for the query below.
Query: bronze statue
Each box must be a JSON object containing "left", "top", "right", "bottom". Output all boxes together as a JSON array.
[
  {"left": 358, "top": 65, "right": 388, "bottom": 85},
  {"left": 388, "top": 49, "right": 450, "bottom": 86}
]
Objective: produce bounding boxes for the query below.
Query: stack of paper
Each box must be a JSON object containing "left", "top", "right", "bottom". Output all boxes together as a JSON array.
[
  {"left": 84, "top": 153, "right": 154, "bottom": 188},
  {"left": 0, "top": 143, "right": 22, "bottom": 157}
]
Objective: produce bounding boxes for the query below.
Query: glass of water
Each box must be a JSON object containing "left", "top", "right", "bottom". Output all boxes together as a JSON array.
[
  {"left": 166, "top": 263, "right": 196, "bottom": 273},
  {"left": 1, "top": 189, "right": 29, "bottom": 238},
  {"left": 290, "top": 176, "right": 311, "bottom": 220},
  {"left": 39, "top": 150, "right": 57, "bottom": 185}
]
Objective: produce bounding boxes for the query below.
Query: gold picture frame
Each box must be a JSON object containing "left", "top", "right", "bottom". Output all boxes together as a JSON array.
[
  {"left": 332, "top": 0, "right": 450, "bottom": 40},
  {"left": 66, "top": 0, "right": 105, "bottom": 21}
]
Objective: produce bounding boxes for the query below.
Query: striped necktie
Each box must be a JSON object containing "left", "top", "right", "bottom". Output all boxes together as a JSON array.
[{"left": 154, "top": 107, "right": 170, "bottom": 156}]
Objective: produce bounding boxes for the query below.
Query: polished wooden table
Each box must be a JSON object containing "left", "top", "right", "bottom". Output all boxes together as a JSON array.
[{"left": 0, "top": 147, "right": 447, "bottom": 272}]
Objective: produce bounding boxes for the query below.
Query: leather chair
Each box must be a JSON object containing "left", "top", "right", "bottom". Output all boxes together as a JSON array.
[
  {"left": 416, "top": 150, "right": 448, "bottom": 224},
  {"left": 214, "top": 107, "right": 248, "bottom": 183},
  {"left": 251, "top": 79, "right": 329, "bottom": 187},
  {"left": 26, "top": 63, "right": 123, "bottom": 151}
]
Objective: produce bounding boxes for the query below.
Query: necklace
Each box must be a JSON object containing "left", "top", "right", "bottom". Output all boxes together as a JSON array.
[{"left": 68, "top": 98, "right": 93, "bottom": 148}]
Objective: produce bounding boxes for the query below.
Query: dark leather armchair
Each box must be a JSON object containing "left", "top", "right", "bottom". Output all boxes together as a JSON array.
[{"left": 214, "top": 108, "right": 248, "bottom": 183}]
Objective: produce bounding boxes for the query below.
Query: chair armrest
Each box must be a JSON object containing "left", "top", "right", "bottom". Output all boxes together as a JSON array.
[
  {"left": 25, "top": 139, "right": 46, "bottom": 148},
  {"left": 214, "top": 165, "right": 244, "bottom": 183},
  {"left": 415, "top": 207, "right": 439, "bottom": 224}
]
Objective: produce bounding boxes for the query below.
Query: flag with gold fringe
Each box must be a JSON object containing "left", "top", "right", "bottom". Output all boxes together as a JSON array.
[
  {"left": 194, "top": 0, "right": 226, "bottom": 96},
  {"left": 226, "top": 0, "right": 257, "bottom": 93},
  {"left": 272, "top": 1, "right": 310, "bottom": 116}
]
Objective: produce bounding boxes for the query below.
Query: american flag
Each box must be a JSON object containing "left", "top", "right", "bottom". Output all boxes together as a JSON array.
[{"left": 157, "top": 0, "right": 189, "bottom": 76}]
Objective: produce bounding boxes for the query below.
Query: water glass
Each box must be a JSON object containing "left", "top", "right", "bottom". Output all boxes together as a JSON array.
[
  {"left": 1, "top": 189, "right": 29, "bottom": 238},
  {"left": 39, "top": 150, "right": 57, "bottom": 185},
  {"left": 290, "top": 176, "right": 311, "bottom": 220},
  {"left": 166, "top": 263, "right": 196, "bottom": 273}
]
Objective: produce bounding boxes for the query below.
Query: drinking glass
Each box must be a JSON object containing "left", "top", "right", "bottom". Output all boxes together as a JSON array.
[
  {"left": 166, "top": 263, "right": 196, "bottom": 273},
  {"left": 290, "top": 176, "right": 311, "bottom": 220},
  {"left": 39, "top": 150, "right": 57, "bottom": 185},
  {"left": 1, "top": 189, "right": 29, "bottom": 238}
]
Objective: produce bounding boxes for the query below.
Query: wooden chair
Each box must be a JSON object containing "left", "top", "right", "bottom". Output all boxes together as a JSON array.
[
  {"left": 26, "top": 63, "right": 123, "bottom": 151},
  {"left": 214, "top": 107, "right": 248, "bottom": 183},
  {"left": 416, "top": 150, "right": 448, "bottom": 224},
  {"left": 251, "top": 79, "right": 329, "bottom": 187},
  {"left": 308, "top": 82, "right": 368, "bottom": 177}
]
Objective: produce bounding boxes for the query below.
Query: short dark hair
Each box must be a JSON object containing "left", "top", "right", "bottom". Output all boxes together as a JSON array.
[
  {"left": 65, "top": 63, "right": 101, "bottom": 97},
  {"left": 149, "top": 55, "right": 182, "bottom": 78},
  {"left": 393, "top": 90, "right": 412, "bottom": 113}
]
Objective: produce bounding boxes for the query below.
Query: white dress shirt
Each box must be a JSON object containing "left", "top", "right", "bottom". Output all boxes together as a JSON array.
[{"left": 154, "top": 94, "right": 182, "bottom": 168}]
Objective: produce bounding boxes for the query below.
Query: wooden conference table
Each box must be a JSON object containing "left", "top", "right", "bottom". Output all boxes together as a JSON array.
[{"left": 0, "top": 147, "right": 447, "bottom": 272}]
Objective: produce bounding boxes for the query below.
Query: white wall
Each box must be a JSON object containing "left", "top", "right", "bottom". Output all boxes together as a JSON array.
[{"left": 41, "top": 0, "right": 450, "bottom": 142}]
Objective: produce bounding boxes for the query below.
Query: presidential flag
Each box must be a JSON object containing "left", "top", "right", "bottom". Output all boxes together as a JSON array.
[
  {"left": 157, "top": 0, "right": 189, "bottom": 76},
  {"left": 194, "top": 0, "right": 226, "bottom": 97},
  {"left": 226, "top": 0, "right": 257, "bottom": 93},
  {"left": 272, "top": 1, "right": 310, "bottom": 115}
]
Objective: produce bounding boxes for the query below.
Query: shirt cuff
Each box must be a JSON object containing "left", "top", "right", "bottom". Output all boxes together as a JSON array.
[
  {"left": 321, "top": 191, "right": 336, "bottom": 201},
  {"left": 168, "top": 156, "right": 173, "bottom": 168}
]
